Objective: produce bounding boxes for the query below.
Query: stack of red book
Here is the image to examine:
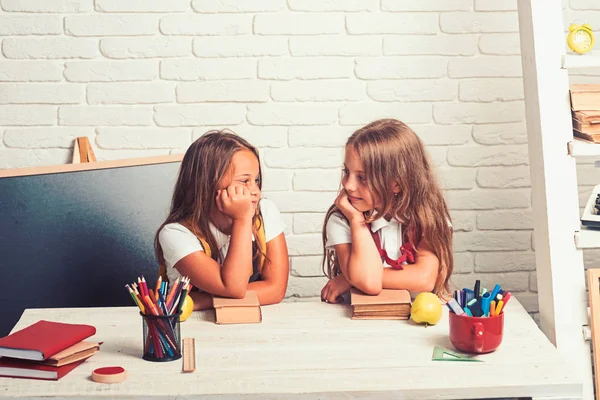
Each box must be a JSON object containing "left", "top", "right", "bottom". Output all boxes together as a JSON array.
[{"left": 0, "top": 320, "right": 99, "bottom": 380}]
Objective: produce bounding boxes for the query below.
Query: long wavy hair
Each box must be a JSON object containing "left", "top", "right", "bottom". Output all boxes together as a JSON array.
[
  {"left": 155, "top": 130, "right": 265, "bottom": 278},
  {"left": 322, "top": 119, "right": 453, "bottom": 297}
]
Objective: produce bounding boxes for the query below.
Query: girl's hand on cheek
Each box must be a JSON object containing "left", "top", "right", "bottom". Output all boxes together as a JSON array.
[
  {"left": 217, "top": 184, "right": 254, "bottom": 221},
  {"left": 335, "top": 190, "right": 364, "bottom": 223},
  {"left": 216, "top": 189, "right": 225, "bottom": 213}
]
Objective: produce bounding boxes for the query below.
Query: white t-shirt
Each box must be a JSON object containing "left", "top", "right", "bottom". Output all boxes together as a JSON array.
[
  {"left": 325, "top": 212, "right": 404, "bottom": 268},
  {"left": 158, "top": 198, "right": 284, "bottom": 283}
]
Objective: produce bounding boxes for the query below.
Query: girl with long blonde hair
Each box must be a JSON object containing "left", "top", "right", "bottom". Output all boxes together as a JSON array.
[
  {"left": 321, "top": 119, "right": 453, "bottom": 303},
  {"left": 155, "top": 130, "right": 289, "bottom": 310}
]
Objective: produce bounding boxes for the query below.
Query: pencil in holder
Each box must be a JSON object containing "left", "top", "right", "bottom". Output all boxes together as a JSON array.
[{"left": 140, "top": 311, "right": 182, "bottom": 362}]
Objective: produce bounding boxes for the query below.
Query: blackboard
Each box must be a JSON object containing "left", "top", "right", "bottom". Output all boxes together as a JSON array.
[{"left": 0, "top": 155, "right": 182, "bottom": 337}]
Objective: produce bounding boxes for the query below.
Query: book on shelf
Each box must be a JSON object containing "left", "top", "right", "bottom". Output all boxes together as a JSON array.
[
  {"left": 570, "top": 84, "right": 600, "bottom": 111},
  {"left": 0, "top": 320, "right": 96, "bottom": 361},
  {"left": 574, "top": 129, "right": 600, "bottom": 143},
  {"left": 573, "top": 117, "right": 600, "bottom": 134},
  {"left": 213, "top": 291, "right": 262, "bottom": 324},
  {"left": 573, "top": 110, "right": 600, "bottom": 124},
  {"left": 350, "top": 288, "right": 411, "bottom": 320}
]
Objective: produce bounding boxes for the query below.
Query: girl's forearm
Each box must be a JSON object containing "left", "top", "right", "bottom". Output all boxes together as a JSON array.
[
  {"left": 220, "top": 218, "right": 253, "bottom": 298},
  {"left": 346, "top": 219, "right": 383, "bottom": 294},
  {"left": 382, "top": 265, "right": 436, "bottom": 293},
  {"left": 247, "top": 280, "right": 286, "bottom": 305}
]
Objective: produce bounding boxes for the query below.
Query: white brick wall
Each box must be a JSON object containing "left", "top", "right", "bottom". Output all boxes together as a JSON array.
[{"left": 1, "top": 1, "right": 593, "bottom": 316}]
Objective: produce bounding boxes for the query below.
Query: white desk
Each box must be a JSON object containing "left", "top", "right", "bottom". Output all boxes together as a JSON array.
[{"left": 0, "top": 298, "right": 582, "bottom": 399}]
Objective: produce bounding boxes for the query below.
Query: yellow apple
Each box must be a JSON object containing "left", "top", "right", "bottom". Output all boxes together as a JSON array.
[
  {"left": 410, "top": 292, "right": 442, "bottom": 326},
  {"left": 179, "top": 295, "right": 194, "bottom": 322}
]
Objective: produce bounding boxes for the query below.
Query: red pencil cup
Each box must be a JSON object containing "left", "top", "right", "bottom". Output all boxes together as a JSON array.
[
  {"left": 449, "top": 311, "right": 504, "bottom": 354},
  {"left": 140, "top": 312, "right": 182, "bottom": 362}
]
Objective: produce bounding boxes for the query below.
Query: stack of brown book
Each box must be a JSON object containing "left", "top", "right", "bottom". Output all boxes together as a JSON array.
[
  {"left": 350, "top": 288, "right": 411, "bottom": 320},
  {"left": 213, "top": 290, "right": 262, "bottom": 325},
  {"left": 570, "top": 84, "right": 600, "bottom": 143}
]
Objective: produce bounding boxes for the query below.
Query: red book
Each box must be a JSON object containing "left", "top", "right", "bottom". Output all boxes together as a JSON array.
[
  {"left": 0, "top": 357, "right": 89, "bottom": 380},
  {"left": 0, "top": 321, "right": 96, "bottom": 361}
]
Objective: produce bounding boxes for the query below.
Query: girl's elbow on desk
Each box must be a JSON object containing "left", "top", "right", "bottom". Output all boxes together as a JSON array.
[
  {"left": 224, "top": 286, "right": 248, "bottom": 299},
  {"left": 214, "top": 278, "right": 248, "bottom": 299},
  {"left": 272, "top": 286, "right": 287, "bottom": 304},
  {"left": 260, "top": 290, "right": 286, "bottom": 306},
  {"left": 351, "top": 276, "right": 382, "bottom": 296}
]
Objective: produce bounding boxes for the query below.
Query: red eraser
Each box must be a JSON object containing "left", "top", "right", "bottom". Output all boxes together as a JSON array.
[{"left": 92, "top": 366, "right": 127, "bottom": 384}]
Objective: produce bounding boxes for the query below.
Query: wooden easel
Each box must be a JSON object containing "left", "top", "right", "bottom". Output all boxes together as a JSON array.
[
  {"left": 587, "top": 268, "right": 600, "bottom": 400},
  {"left": 72, "top": 137, "right": 97, "bottom": 164}
]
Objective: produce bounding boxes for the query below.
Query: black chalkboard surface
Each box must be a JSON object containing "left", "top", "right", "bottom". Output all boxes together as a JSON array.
[{"left": 0, "top": 155, "right": 182, "bottom": 337}]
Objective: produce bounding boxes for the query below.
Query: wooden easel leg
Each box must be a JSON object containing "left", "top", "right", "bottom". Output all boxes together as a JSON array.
[
  {"left": 86, "top": 138, "right": 97, "bottom": 162},
  {"left": 72, "top": 138, "right": 81, "bottom": 164},
  {"left": 77, "top": 137, "right": 88, "bottom": 163},
  {"left": 72, "top": 137, "right": 97, "bottom": 163}
]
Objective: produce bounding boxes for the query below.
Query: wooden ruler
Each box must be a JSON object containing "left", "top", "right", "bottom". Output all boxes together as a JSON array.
[{"left": 182, "top": 338, "right": 196, "bottom": 373}]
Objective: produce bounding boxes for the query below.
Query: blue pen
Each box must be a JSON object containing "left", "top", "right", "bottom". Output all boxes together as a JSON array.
[
  {"left": 481, "top": 291, "right": 492, "bottom": 317},
  {"left": 463, "top": 288, "right": 475, "bottom": 305},
  {"left": 463, "top": 307, "right": 473, "bottom": 317},
  {"left": 490, "top": 284, "right": 502, "bottom": 303},
  {"left": 158, "top": 290, "right": 169, "bottom": 315}
]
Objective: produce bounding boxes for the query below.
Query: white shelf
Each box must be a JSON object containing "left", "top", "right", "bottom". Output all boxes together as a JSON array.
[
  {"left": 568, "top": 139, "right": 600, "bottom": 156},
  {"left": 575, "top": 226, "right": 600, "bottom": 249},
  {"left": 562, "top": 55, "right": 600, "bottom": 69}
]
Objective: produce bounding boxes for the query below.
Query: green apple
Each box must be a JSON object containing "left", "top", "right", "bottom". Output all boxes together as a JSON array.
[{"left": 411, "top": 292, "right": 442, "bottom": 325}]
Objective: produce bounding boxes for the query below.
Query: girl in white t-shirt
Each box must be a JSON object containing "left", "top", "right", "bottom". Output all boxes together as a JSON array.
[
  {"left": 321, "top": 119, "right": 453, "bottom": 304},
  {"left": 155, "top": 130, "right": 289, "bottom": 311}
]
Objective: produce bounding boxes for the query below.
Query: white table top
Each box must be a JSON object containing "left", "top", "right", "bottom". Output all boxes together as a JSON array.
[{"left": 0, "top": 298, "right": 582, "bottom": 399}]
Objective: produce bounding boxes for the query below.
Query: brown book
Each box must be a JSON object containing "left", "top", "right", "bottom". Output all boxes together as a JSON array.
[
  {"left": 574, "top": 129, "right": 600, "bottom": 143},
  {"left": 350, "top": 288, "right": 411, "bottom": 320},
  {"left": 573, "top": 117, "right": 600, "bottom": 134},
  {"left": 573, "top": 110, "right": 600, "bottom": 123},
  {"left": 41, "top": 341, "right": 101, "bottom": 367},
  {"left": 570, "top": 84, "right": 600, "bottom": 111},
  {"left": 213, "top": 291, "right": 262, "bottom": 325}
]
